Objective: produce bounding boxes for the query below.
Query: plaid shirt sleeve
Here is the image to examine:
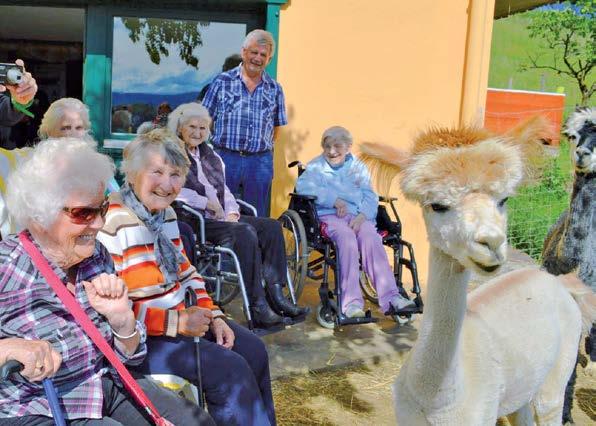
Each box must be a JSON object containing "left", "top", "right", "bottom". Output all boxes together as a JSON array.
[{"left": 274, "top": 83, "right": 288, "bottom": 127}]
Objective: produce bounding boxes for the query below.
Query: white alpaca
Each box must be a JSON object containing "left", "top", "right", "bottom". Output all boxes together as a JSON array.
[{"left": 360, "top": 118, "right": 593, "bottom": 425}]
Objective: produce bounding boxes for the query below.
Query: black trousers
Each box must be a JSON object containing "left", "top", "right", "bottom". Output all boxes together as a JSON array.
[
  {"left": 179, "top": 215, "right": 287, "bottom": 306},
  {"left": 0, "top": 374, "right": 214, "bottom": 425},
  {"left": 137, "top": 320, "right": 276, "bottom": 426}
]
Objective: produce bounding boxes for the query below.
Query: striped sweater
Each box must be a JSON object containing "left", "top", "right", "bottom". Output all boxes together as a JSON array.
[{"left": 98, "top": 192, "right": 222, "bottom": 336}]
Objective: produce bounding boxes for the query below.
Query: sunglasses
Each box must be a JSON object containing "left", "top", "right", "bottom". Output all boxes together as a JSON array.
[{"left": 62, "top": 198, "right": 109, "bottom": 224}]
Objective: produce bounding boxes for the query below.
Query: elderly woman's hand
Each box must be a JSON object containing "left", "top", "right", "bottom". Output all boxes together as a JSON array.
[
  {"left": 210, "top": 317, "right": 235, "bottom": 349},
  {"left": 2, "top": 338, "right": 62, "bottom": 382},
  {"left": 178, "top": 306, "right": 212, "bottom": 337},
  {"left": 83, "top": 273, "right": 135, "bottom": 334},
  {"left": 0, "top": 59, "right": 38, "bottom": 105},
  {"left": 206, "top": 199, "right": 225, "bottom": 220},
  {"left": 349, "top": 213, "right": 366, "bottom": 232},
  {"left": 334, "top": 198, "right": 348, "bottom": 218}
]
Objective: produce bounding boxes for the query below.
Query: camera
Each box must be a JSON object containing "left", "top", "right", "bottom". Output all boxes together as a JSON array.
[{"left": 0, "top": 63, "right": 24, "bottom": 86}]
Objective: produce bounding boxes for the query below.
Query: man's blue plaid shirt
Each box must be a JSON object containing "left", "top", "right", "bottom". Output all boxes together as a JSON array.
[{"left": 202, "top": 65, "right": 287, "bottom": 153}]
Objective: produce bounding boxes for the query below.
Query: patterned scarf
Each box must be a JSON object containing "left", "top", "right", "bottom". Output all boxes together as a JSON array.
[
  {"left": 184, "top": 142, "right": 226, "bottom": 208},
  {"left": 120, "top": 183, "right": 185, "bottom": 284}
]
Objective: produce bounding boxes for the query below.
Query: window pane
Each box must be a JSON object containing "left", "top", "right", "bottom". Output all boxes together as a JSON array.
[{"left": 111, "top": 16, "right": 246, "bottom": 134}]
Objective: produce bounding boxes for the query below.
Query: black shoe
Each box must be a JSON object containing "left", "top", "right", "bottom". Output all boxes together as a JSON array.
[
  {"left": 267, "top": 283, "right": 311, "bottom": 318},
  {"left": 251, "top": 303, "right": 284, "bottom": 328}
]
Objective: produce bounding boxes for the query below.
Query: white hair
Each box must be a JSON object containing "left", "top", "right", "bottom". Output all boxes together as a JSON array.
[
  {"left": 6, "top": 138, "right": 115, "bottom": 229},
  {"left": 137, "top": 121, "right": 157, "bottom": 135},
  {"left": 167, "top": 102, "right": 212, "bottom": 138},
  {"left": 242, "top": 29, "right": 275, "bottom": 56},
  {"left": 121, "top": 128, "right": 190, "bottom": 185},
  {"left": 38, "top": 98, "right": 91, "bottom": 140},
  {"left": 321, "top": 126, "right": 353, "bottom": 147},
  {"left": 564, "top": 107, "right": 596, "bottom": 141}
]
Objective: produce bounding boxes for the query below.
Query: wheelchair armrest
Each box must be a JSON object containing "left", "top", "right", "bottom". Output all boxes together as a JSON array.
[
  {"left": 171, "top": 201, "right": 206, "bottom": 245},
  {"left": 290, "top": 193, "right": 317, "bottom": 201},
  {"left": 236, "top": 199, "right": 257, "bottom": 216},
  {"left": 379, "top": 195, "right": 398, "bottom": 202}
]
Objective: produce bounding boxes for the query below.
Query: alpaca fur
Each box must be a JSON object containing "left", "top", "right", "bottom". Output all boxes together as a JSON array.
[
  {"left": 542, "top": 107, "right": 596, "bottom": 289},
  {"left": 360, "top": 117, "right": 592, "bottom": 425},
  {"left": 541, "top": 108, "right": 596, "bottom": 424}
]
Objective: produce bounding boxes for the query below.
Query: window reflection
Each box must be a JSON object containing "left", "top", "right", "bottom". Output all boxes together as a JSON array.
[{"left": 111, "top": 16, "right": 246, "bottom": 134}]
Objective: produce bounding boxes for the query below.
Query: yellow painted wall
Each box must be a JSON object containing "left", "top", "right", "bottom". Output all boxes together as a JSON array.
[{"left": 270, "top": 0, "right": 495, "bottom": 286}]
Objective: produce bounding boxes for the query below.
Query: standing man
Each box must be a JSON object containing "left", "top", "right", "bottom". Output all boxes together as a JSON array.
[
  {"left": 0, "top": 59, "right": 37, "bottom": 148},
  {"left": 202, "top": 29, "right": 287, "bottom": 217}
]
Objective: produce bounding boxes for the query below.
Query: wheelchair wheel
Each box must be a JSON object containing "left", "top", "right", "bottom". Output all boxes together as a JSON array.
[
  {"left": 316, "top": 303, "right": 336, "bottom": 329},
  {"left": 359, "top": 271, "right": 379, "bottom": 305},
  {"left": 278, "top": 209, "right": 308, "bottom": 301}
]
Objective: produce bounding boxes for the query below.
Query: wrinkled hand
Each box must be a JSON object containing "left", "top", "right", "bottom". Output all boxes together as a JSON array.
[
  {"left": 210, "top": 317, "right": 235, "bottom": 349},
  {"left": 349, "top": 213, "right": 366, "bottom": 232},
  {"left": 334, "top": 198, "right": 347, "bottom": 218},
  {"left": 2, "top": 338, "right": 62, "bottom": 382},
  {"left": 83, "top": 273, "right": 134, "bottom": 332},
  {"left": 226, "top": 213, "right": 240, "bottom": 222},
  {"left": 0, "top": 59, "right": 37, "bottom": 105},
  {"left": 206, "top": 199, "right": 225, "bottom": 220},
  {"left": 178, "top": 306, "right": 212, "bottom": 337}
]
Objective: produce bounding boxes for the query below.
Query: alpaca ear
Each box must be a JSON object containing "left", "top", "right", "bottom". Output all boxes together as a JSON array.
[
  {"left": 358, "top": 142, "right": 411, "bottom": 196},
  {"left": 504, "top": 115, "right": 555, "bottom": 184}
]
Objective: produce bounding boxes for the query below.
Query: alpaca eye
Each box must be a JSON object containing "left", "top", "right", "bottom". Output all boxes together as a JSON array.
[
  {"left": 430, "top": 203, "right": 449, "bottom": 212},
  {"left": 498, "top": 197, "right": 509, "bottom": 208}
]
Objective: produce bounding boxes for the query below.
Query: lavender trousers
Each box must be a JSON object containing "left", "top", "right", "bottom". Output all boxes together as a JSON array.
[{"left": 320, "top": 214, "right": 399, "bottom": 312}]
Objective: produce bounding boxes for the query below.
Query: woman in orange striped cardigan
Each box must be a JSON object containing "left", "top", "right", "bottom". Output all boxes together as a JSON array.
[{"left": 98, "top": 128, "right": 276, "bottom": 426}]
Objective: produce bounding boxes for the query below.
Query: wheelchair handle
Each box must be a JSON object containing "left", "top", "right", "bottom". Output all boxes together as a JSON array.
[
  {"left": 0, "top": 359, "right": 24, "bottom": 381},
  {"left": 379, "top": 196, "right": 398, "bottom": 202}
]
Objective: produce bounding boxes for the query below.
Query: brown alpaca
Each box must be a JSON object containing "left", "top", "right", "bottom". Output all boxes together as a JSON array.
[{"left": 360, "top": 118, "right": 592, "bottom": 425}]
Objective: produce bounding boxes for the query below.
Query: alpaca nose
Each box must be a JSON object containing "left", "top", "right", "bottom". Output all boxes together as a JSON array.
[
  {"left": 474, "top": 227, "right": 506, "bottom": 254},
  {"left": 575, "top": 146, "right": 591, "bottom": 160}
]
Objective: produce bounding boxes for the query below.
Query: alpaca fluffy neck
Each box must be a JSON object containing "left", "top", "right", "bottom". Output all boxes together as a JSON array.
[{"left": 406, "top": 247, "right": 470, "bottom": 408}]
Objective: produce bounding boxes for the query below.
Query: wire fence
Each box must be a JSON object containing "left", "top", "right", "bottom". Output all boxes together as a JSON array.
[{"left": 507, "top": 141, "right": 573, "bottom": 260}]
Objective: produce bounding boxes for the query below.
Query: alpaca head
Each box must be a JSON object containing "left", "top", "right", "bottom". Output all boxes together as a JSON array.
[
  {"left": 360, "top": 117, "right": 551, "bottom": 275},
  {"left": 564, "top": 107, "right": 596, "bottom": 174}
]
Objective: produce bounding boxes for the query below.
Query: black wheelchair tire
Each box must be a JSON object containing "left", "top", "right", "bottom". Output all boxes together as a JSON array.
[{"left": 278, "top": 209, "right": 308, "bottom": 301}]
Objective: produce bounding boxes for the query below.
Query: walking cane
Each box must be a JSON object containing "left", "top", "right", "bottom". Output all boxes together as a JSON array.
[
  {"left": 0, "top": 360, "right": 67, "bottom": 426},
  {"left": 184, "top": 287, "right": 205, "bottom": 409}
]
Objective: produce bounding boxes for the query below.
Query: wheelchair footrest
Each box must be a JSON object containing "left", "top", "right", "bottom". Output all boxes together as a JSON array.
[
  {"left": 384, "top": 305, "right": 421, "bottom": 316},
  {"left": 337, "top": 315, "right": 379, "bottom": 326}
]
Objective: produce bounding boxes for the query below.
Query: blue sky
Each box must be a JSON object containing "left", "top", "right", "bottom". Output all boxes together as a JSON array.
[{"left": 112, "top": 17, "right": 246, "bottom": 94}]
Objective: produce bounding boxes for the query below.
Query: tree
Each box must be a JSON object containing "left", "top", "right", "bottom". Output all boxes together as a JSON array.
[
  {"left": 122, "top": 18, "right": 209, "bottom": 68},
  {"left": 522, "top": 0, "right": 595, "bottom": 106}
]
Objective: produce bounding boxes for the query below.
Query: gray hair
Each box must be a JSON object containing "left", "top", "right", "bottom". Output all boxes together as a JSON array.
[
  {"left": 6, "top": 138, "right": 115, "bottom": 229},
  {"left": 38, "top": 97, "right": 91, "bottom": 140},
  {"left": 121, "top": 128, "right": 190, "bottom": 185},
  {"left": 321, "top": 126, "right": 353, "bottom": 147},
  {"left": 242, "top": 29, "right": 275, "bottom": 57},
  {"left": 167, "top": 102, "right": 212, "bottom": 140}
]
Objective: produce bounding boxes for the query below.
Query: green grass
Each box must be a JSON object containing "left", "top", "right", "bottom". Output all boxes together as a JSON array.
[{"left": 489, "top": 12, "right": 593, "bottom": 112}]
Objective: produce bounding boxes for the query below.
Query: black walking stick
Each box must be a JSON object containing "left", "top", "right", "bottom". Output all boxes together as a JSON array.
[{"left": 184, "top": 287, "right": 205, "bottom": 409}]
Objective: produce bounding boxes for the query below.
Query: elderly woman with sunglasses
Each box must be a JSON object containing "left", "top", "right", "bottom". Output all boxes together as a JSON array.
[
  {"left": 97, "top": 128, "right": 277, "bottom": 426},
  {"left": 0, "top": 138, "right": 212, "bottom": 425}
]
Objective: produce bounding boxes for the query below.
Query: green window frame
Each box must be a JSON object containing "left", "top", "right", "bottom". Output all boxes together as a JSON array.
[{"left": 83, "top": 0, "right": 287, "bottom": 156}]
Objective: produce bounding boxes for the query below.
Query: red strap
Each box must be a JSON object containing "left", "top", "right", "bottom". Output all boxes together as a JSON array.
[{"left": 19, "top": 232, "right": 167, "bottom": 425}]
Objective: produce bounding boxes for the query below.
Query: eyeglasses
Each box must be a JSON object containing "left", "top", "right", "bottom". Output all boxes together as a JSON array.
[{"left": 62, "top": 198, "right": 109, "bottom": 224}]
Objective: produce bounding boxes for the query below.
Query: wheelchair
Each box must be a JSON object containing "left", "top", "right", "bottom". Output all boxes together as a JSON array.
[
  {"left": 278, "top": 161, "right": 423, "bottom": 329},
  {"left": 173, "top": 200, "right": 302, "bottom": 331}
]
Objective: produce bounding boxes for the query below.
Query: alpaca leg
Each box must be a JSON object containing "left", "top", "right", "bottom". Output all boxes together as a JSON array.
[
  {"left": 506, "top": 404, "right": 534, "bottom": 426},
  {"left": 533, "top": 345, "right": 578, "bottom": 425}
]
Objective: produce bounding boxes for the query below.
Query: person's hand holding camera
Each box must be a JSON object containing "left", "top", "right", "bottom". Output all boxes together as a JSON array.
[{"left": 0, "top": 59, "right": 37, "bottom": 105}]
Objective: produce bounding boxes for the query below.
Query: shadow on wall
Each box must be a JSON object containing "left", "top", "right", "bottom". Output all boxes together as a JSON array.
[{"left": 272, "top": 104, "right": 310, "bottom": 217}]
